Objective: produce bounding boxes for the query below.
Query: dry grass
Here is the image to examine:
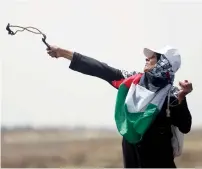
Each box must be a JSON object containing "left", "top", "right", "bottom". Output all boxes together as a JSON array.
[{"left": 1, "top": 128, "right": 202, "bottom": 168}]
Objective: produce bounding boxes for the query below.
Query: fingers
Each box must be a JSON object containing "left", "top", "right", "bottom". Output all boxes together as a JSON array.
[
  {"left": 179, "top": 80, "right": 190, "bottom": 87},
  {"left": 46, "top": 45, "right": 59, "bottom": 58},
  {"left": 179, "top": 81, "right": 185, "bottom": 88},
  {"left": 188, "top": 82, "right": 193, "bottom": 91},
  {"left": 46, "top": 45, "right": 57, "bottom": 51},
  {"left": 179, "top": 80, "right": 193, "bottom": 94},
  {"left": 47, "top": 50, "right": 58, "bottom": 58},
  {"left": 47, "top": 50, "right": 54, "bottom": 56}
]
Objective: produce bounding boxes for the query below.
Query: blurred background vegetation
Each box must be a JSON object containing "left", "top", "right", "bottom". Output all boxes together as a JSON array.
[{"left": 1, "top": 126, "right": 202, "bottom": 168}]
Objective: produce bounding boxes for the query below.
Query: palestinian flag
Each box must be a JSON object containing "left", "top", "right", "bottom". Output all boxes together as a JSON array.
[{"left": 112, "top": 73, "right": 171, "bottom": 144}]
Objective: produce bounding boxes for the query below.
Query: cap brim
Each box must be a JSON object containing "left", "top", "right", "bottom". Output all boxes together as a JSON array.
[
  {"left": 143, "top": 48, "right": 155, "bottom": 58},
  {"left": 143, "top": 48, "right": 163, "bottom": 58}
]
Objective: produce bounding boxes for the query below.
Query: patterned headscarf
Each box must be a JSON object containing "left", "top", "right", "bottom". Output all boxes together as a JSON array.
[
  {"left": 150, "top": 54, "right": 175, "bottom": 84},
  {"left": 139, "top": 54, "right": 175, "bottom": 93}
]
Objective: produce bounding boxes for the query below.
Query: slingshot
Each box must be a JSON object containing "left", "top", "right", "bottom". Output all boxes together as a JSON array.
[{"left": 6, "top": 23, "right": 51, "bottom": 50}]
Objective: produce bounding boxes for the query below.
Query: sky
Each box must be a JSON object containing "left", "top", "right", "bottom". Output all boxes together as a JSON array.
[{"left": 1, "top": 0, "right": 202, "bottom": 129}]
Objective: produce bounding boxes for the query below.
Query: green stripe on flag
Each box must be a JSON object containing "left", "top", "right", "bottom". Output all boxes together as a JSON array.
[
  {"left": 114, "top": 84, "right": 160, "bottom": 144},
  {"left": 114, "top": 84, "right": 141, "bottom": 144},
  {"left": 133, "top": 104, "right": 159, "bottom": 136}
]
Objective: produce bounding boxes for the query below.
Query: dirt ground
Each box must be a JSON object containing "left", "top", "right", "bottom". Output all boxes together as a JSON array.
[{"left": 1, "top": 128, "right": 202, "bottom": 168}]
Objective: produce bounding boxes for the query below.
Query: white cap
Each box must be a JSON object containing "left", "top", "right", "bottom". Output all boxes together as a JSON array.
[{"left": 143, "top": 45, "right": 181, "bottom": 73}]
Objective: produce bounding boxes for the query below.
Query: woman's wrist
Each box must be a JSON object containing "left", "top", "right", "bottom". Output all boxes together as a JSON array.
[{"left": 59, "top": 48, "right": 74, "bottom": 60}]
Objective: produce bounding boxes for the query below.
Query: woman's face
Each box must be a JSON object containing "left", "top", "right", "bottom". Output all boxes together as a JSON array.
[{"left": 144, "top": 53, "right": 158, "bottom": 72}]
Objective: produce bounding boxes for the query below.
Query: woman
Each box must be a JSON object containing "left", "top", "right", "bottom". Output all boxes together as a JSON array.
[{"left": 46, "top": 45, "right": 193, "bottom": 168}]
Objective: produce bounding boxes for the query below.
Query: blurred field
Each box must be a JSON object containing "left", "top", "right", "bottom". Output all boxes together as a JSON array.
[{"left": 1, "top": 127, "right": 202, "bottom": 168}]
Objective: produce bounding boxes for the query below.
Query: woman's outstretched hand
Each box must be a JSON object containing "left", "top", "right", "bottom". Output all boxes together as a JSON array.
[{"left": 46, "top": 45, "right": 73, "bottom": 60}]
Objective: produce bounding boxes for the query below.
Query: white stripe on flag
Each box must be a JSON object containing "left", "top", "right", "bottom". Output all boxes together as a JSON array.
[
  {"left": 125, "top": 84, "right": 155, "bottom": 113},
  {"left": 151, "top": 84, "right": 171, "bottom": 109}
]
